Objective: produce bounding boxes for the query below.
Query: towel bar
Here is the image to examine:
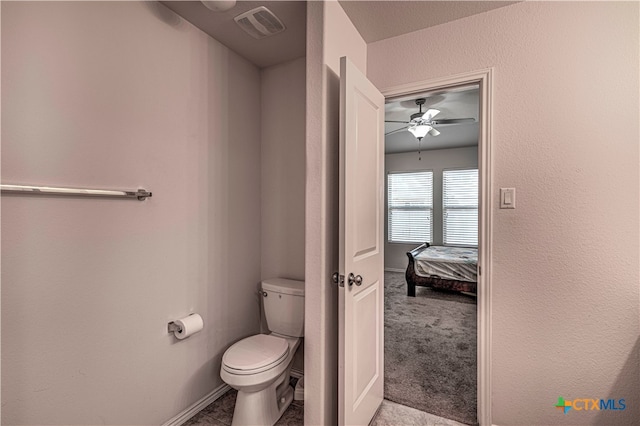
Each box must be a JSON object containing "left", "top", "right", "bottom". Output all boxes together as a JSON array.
[{"left": 1, "top": 184, "right": 152, "bottom": 200}]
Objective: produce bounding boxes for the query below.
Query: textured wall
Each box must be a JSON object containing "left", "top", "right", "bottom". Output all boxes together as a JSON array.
[
  {"left": 369, "top": 2, "right": 639, "bottom": 425},
  {"left": 1, "top": 2, "right": 262, "bottom": 424},
  {"left": 385, "top": 146, "right": 478, "bottom": 270},
  {"left": 305, "top": 1, "right": 367, "bottom": 424}
]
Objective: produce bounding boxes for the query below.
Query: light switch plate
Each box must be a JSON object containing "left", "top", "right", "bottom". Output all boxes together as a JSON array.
[{"left": 500, "top": 188, "right": 516, "bottom": 209}]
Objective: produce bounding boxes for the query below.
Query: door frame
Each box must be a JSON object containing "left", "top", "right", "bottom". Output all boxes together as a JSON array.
[{"left": 381, "top": 68, "right": 493, "bottom": 426}]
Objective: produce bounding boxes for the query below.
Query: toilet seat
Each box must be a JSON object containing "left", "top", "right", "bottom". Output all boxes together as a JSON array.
[{"left": 222, "top": 334, "right": 289, "bottom": 375}]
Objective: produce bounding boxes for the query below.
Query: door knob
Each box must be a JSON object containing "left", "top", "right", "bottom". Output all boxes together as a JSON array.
[{"left": 348, "top": 273, "right": 363, "bottom": 287}]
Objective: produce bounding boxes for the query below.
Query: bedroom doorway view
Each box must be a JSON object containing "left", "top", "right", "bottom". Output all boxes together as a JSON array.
[{"left": 383, "top": 82, "right": 481, "bottom": 425}]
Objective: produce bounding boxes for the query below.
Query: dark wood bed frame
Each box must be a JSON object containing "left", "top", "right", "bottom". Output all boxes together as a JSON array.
[{"left": 405, "top": 243, "right": 477, "bottom": 297}]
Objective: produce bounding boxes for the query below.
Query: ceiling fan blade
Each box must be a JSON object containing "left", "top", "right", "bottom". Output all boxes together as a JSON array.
[
  {"left": 385, "top": 126, "right": 408, "bottom": 136},
  {"left": 385, "top": 120, "right": 410, "bottom": 123},
  {"left": 427, "top": 128, "right": 441, "bottom": 137},
  {"left": 431, "top": 117, "right": 476, "bottom": 125},
  {"left": 421, "top": 108, "right": 440, "bottom": 121}
]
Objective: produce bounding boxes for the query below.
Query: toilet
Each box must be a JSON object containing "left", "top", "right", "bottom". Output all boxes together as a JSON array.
[{"left": 220, "top": 278, "right": 304, "bottom": 426}]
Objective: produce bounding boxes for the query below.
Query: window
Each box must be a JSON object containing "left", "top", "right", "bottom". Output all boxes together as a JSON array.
[
  {"left": 387, "top": 171, "right": 433, "bottom": 243},
  {"left": 443, "top": 169, "right": 478, "bottom": 246}
]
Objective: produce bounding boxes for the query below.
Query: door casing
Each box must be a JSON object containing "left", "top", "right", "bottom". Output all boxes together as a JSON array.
[{"left": 381, "top": 68, "right": 493, "bottom": 426}]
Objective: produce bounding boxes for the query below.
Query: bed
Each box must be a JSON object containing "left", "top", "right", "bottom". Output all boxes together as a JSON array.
[{"left": 405, "top": 243, "right": 477, "bottom": 297}]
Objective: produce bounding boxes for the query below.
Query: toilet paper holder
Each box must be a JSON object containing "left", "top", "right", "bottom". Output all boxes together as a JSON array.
[
  {"left": 167, "top": 321, "right": 183, "bottom": 333},
  {"left": 168, "top": 313, "right": 202, "bottom": 333},
  {"left": 168, "top": 313, "right": 204, "bottom": 339}
]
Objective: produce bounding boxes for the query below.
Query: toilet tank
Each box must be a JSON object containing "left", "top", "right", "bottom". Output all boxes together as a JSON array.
[{"left": 262, "top": 278, "right": 305, "bottom": 337}]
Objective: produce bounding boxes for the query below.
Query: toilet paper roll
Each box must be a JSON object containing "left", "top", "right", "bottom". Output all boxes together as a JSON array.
[{"left": 173, "top": 314, "right": 204, "bottom": 339}]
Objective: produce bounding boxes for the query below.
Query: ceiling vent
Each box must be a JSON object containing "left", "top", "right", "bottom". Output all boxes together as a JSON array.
[{"left": 234, "top": 6, "right": 286, "bottom": 39}]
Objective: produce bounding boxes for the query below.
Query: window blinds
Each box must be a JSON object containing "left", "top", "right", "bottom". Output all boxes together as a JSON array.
[
  {"left": 443, "top": 169, "right": 478, "bottom": 246},
  {"left": 387, "top": 171, "right": 433, "bottom": 243}
]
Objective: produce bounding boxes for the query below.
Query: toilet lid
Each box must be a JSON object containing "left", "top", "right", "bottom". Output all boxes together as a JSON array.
[{"left": 222, "top": 334, "right": 289, "bottom": 374}]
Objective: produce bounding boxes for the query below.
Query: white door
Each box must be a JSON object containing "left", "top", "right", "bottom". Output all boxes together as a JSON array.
[{"left": 338, "top": 56, "right": 385, "bottom": 426}]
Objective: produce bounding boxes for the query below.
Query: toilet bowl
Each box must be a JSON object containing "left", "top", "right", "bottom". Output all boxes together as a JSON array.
[
  {"left": 221, "top": 334, "right": 300, "bottom": 425},
  {"left": 220, "top": 278, "right": 304, "bottom": 426}
]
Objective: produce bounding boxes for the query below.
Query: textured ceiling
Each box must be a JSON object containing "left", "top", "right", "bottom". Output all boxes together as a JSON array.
[
  {"left": 160, "top": 1, "right": 306, "bottom": 68},
  {"left": 339, "top": 1, "right": 519, "bottom": 43}
]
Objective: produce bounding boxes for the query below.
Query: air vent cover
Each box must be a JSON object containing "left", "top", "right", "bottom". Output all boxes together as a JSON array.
[{"left": 234, "top": 6, "right": 285, "bottom": 39}]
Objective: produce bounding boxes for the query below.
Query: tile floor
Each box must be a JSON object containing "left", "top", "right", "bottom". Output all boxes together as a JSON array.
[
  {"left": 183, "top": 387, "right": 466, "bottom": 426},
  {"left": 370, "top": 400, "right": 467, "bottom": 426}
]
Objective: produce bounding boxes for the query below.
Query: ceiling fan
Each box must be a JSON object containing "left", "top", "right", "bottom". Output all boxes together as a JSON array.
[{"left": 385, "top": 98, "right": 475, "bottom": 140}]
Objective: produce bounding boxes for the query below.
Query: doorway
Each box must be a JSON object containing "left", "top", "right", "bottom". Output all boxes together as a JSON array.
[{"left": 381, "top": 69, "right": 493, "bottom": 426}]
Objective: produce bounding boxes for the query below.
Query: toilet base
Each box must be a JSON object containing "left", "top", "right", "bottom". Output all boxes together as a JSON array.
[{"left": 230, "top": 368, "right": 293, "bottom": 426}]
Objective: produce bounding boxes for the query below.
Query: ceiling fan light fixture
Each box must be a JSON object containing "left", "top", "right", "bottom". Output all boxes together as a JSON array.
[{"left": 408, "top": 124, "right": 431, "bottom": 140}]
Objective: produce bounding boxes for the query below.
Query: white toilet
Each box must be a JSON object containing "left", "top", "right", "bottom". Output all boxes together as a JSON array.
[{"left": 220, "top": 278, "right": 304, "bottom": 426}]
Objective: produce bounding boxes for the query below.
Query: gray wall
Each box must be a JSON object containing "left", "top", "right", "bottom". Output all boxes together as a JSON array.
[
  {"left": 1, "top": 2, "right": 262, "bottom": 424},
  {"left": 369, "top": 1, "right": 639, "bottom": 424},
  {"left": 385, "top": 146, "right": 478, "bottom": 271},
  {"left": 261, "top": 57, "right": 306, "bottom": 283}
]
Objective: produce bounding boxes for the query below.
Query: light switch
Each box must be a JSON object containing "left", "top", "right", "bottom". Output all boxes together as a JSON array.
[{"left": 500, "top": 188, "right": 516, "bottom": 209}]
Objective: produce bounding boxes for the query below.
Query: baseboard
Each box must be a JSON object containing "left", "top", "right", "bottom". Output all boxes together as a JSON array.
[
  {"left": 162, "top": 383, "right": 231, "bottom": 426},
  {"left": 384, "top": 268, "right": 405, "bottom": 273}
]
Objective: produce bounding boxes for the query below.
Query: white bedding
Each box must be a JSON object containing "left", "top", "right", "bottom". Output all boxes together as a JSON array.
[{"left": 414, "top": 246, "right": 478, "bottom": 282}]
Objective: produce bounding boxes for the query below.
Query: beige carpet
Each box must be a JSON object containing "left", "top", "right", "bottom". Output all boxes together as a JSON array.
[{"left": 384, "top": 271, "right": 477, "bottom": 425}]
